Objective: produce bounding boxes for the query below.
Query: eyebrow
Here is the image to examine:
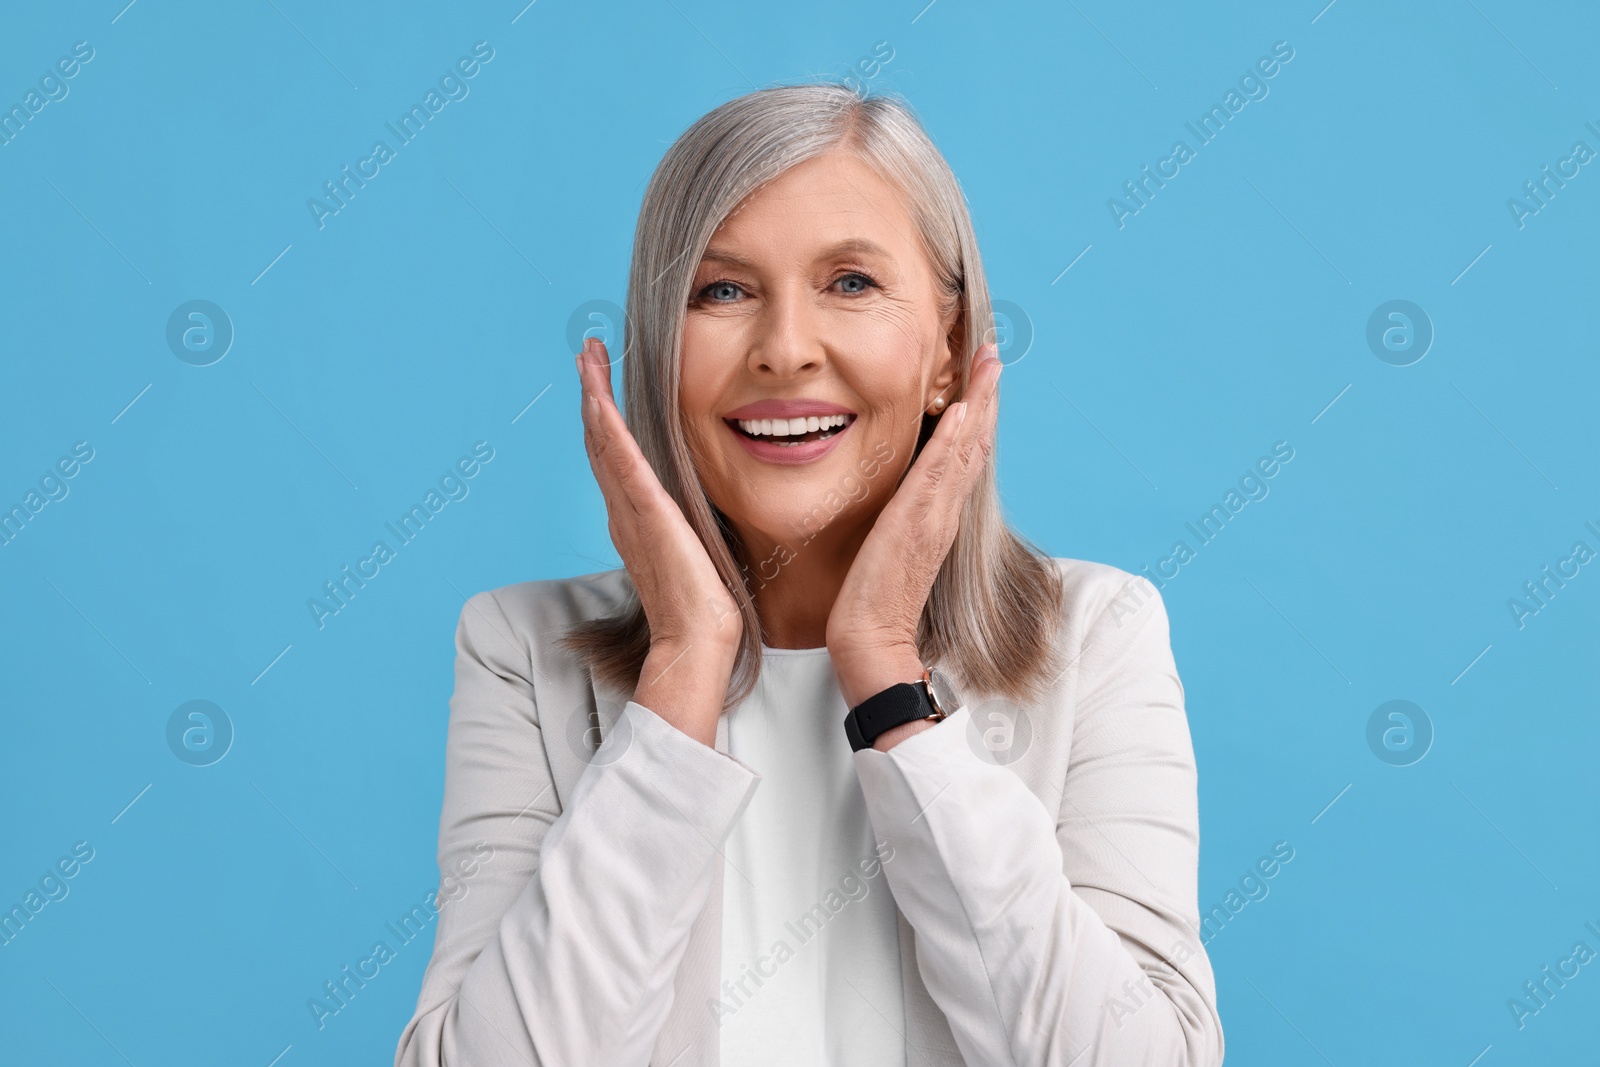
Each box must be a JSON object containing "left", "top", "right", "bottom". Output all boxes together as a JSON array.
[{"left": 698, "top": 238, "right": 893, "bottom": 270}]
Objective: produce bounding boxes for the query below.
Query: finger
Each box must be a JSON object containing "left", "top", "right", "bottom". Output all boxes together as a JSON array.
[
  {"left": 577, "top": 336, "right": 619, "bottom": 413},
  {"left": 916, "top": 343, "right": 999, "bottom": 487},
  {"left": 587, "top": 336, "right": 617, "bottom": 399},
  {"left": 906, "top": 344, "right": 1001, "bottom": 529},
  {"left": 952, "top": 344, "right": 1001, "bottom": 469},
  {"left": 579, "top": 338, "right": 628, "bottom": 459},
  {"left": 967, "top": 342, "right": 1002, "bottom": 415},
  {"left": 942, "top": 342, "right": 999, "bottom": 445},
  {"left": 579, "top": 342, "right": 678, "bottom": 529},
  {"left": 578, "top": 342, "right": 644, "bottom": 523},
  {"left": 883, "top": 382, "right": 970, "bottom": 530}
]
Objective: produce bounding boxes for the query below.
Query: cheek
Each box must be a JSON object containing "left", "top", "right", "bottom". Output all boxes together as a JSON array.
[
  {"left": 677, "top": 338, "right": 732, "bottom": 437},
  {"left": 681, "top": 309, "right": 749, "bottom": 375},
  {"left": 843, "top": 302, "right": 942, "bottom": 401},
  {"left": 677, "top": 401, "right": 729, "bottom": 496},
  {"left": 845, "top": 407, "right": 922, "bottom": 504},
  {"left": 861, "top": 406, "right": 917, "bottom": 460},
  {"left": 678, "top": 333, "right": 714, "bottom": 403},
  {"left": 672, "top": 367, "right": 741, "bottom": 511},
  {"left": 858, "top": 373, "right": 931, "bottom": 450}
]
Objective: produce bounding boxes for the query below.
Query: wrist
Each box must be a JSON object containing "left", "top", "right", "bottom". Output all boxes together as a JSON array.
[
  {"left": 829, "top": 641, "right": 925, "bottom": 710},
  {"left": 648, "top": 635, "right": 739, "bottom": 667},
  {"left": 652, "top": 594, "right": 744, "bottom": 659},
  {"left": 871, "top": 716, "right": 937, "bottom": 752},
  {"left": 636, "top": 639, "right": 738, "bottom": 748}
]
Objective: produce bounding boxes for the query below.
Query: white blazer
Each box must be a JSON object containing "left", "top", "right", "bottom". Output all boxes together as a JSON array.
[{"left": 395, "top": 557, "right": 1224, "bottom": 1066}]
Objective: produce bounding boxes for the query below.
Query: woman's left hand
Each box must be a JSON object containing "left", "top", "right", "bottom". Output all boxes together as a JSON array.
[{"left": 827, "top": 344, "right": 1003, "bottom": 718}]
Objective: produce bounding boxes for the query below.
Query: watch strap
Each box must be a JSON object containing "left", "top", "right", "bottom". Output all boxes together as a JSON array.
[{"left": 843, "top": 678, "right": 936, "bottom": 752}]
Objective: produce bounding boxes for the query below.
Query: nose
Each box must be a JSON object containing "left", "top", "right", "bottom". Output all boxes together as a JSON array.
[{"left": 746, "top": 286, "right": 825, "bottom": 379}]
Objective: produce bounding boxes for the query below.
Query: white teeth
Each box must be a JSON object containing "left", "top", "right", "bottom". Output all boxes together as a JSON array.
[{"left": 735, "top": 413, "right": 851, "bottom": 437}]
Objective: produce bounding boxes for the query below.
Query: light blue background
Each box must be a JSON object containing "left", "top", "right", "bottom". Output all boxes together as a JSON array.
[{"left": 2, "top": 1, "right": 1597, "bottom": 1063}]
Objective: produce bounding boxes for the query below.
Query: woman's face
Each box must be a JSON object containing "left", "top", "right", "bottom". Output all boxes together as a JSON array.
[{"left": 679, "top": 149, "right": 961, "bottom": 561}]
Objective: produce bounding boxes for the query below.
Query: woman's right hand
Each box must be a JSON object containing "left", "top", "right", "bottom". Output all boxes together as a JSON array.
[{"left": 577, "top": 337, "right": 743, "bottom": 743}]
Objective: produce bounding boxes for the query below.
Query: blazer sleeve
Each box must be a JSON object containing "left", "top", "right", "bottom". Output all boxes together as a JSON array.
[
  {"left": 394, "top": 590, "right": 761, "bottom": 1067},
  {"left": 850, "top": 581, "right": 1224, "bottom": 1067}
]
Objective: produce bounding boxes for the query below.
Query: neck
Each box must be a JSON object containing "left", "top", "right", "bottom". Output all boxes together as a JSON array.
[{"left": 735, "top": 516, "right": 873, "bottom": 650}]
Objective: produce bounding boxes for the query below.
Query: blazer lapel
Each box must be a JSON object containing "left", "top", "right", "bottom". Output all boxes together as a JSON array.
[{"left": 543, "top": 675, "right": 626, "bottom": 807}]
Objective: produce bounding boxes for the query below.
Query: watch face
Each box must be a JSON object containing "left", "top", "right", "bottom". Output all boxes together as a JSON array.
[{"left": 926, "top": 667, "right": 961, "bottom": 717}]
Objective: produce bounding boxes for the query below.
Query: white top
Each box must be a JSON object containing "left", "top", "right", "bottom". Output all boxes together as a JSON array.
[
  {"left": 394, "top": 559, "right": 1225, "bottom": 1067},
  {"left": 717, "top": 646, "right": 903, "bottom": 1064}
]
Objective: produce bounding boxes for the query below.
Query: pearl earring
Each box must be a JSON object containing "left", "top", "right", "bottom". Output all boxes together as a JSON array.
[{"left": 928, "top": 396, "right": 947, "bottom": 414}]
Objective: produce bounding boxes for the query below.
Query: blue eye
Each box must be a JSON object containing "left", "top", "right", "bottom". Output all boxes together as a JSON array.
[
  {"left": 692, "top": 272, "right": 878, "bottom": 306},
  {"left": 699, "top": 280, "right": 743, "bottom": 302}
]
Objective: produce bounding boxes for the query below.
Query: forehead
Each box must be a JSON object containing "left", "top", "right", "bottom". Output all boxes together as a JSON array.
[{"left": 705, "top": 150, "right": 920, "bottom": 260}]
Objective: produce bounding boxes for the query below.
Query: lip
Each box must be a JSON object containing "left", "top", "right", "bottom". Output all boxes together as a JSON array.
[
  {"left": 725, "top": 414, "right": 855, "bottom": 466},
  {"left": 723, "top": 399, "right": 856, "bottom": 420}
]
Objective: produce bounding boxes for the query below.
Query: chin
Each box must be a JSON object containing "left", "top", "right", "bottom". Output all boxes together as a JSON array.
[{"left": 718, "top": 433, "right": 902, "bottom": 550}]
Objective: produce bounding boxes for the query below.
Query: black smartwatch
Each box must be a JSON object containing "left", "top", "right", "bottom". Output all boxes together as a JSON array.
[{"left": 843, "top": 666, "right": 962, "bottom": 752}]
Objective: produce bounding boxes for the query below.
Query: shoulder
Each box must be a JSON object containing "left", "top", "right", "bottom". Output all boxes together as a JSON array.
[
  {"left": 452, "top": 568, "right": 632, "bottom": 686},
  {"left": 1047, "top": 556, "right": 1166, "bottom": 625},
  {"left": 467, "top": 567, "right": 633, "bottom": 635},
  {"left": 1043, "top": 555, "right": 1175, "bottom": 659},
  {"left": 1024, "top": 559, "right": 1188, "bottom": 753}
]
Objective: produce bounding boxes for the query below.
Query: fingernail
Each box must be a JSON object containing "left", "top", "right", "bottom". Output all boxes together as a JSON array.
[{"left": 955, "top": 401, "right": 968, "bottom": 427}]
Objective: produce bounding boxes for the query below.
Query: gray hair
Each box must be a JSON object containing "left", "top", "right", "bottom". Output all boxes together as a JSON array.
[{"left": 561, "top": 81, "right": 1064, "bottom": 709}]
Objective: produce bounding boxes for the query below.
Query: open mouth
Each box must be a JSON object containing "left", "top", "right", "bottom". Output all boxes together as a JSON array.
[{"left": 725, "top": 413, "right": 857, "bottom": 448}]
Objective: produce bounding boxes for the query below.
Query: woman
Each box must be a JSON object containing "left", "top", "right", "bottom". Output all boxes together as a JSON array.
[{"left": 396, "top": 83, "right": 1223, "bottom": 1066}]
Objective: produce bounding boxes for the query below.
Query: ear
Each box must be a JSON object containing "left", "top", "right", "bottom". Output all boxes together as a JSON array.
[{"left": 928, "top": 302, "right": 963, "bottom": 406}]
